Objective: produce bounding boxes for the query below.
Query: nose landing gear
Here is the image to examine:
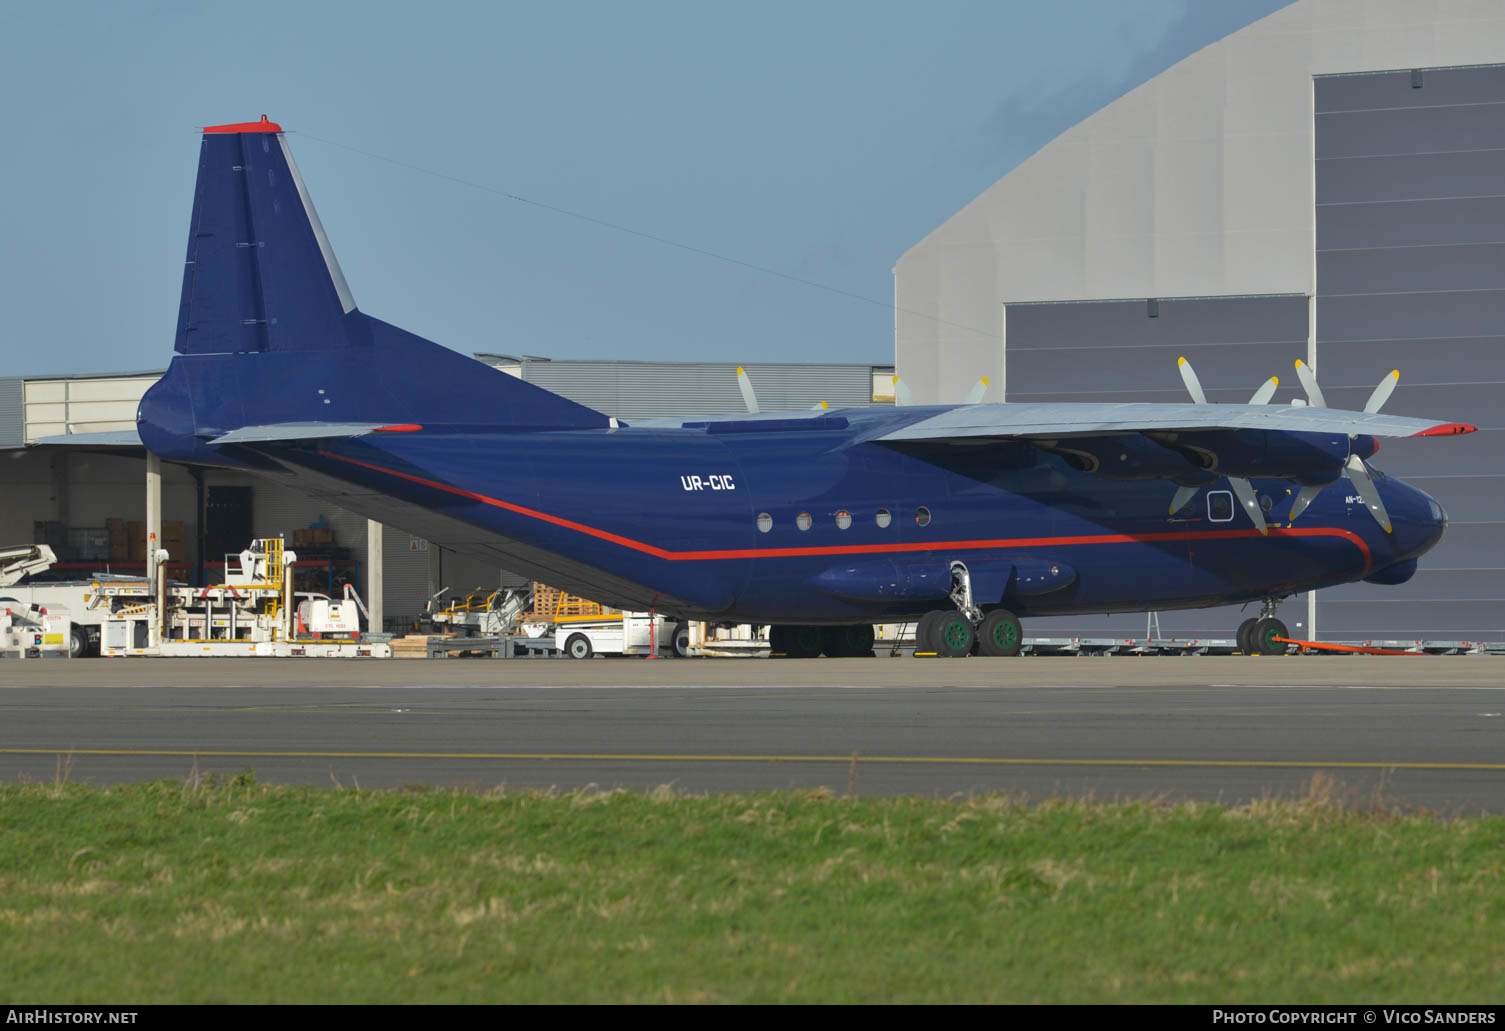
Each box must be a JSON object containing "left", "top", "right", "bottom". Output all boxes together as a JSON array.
[{"left": 1237, "top": 597, "right": 1290, "bottom": 656}]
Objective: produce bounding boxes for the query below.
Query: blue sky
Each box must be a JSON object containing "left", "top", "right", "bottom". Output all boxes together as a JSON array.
[{"left": 0, "top": 0, "right": 1289, "bottom": 376}]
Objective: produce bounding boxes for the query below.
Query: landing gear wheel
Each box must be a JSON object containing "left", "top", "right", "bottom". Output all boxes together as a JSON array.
[
  {"left": 914, "top": 611, "right": 946, "bottom": 655},
  {"left": 977, "top": 610, "right": 1023, "bottom": 657},
  {"left": 1236, "top": 618, "right": 1259, "bottom": 655},
  {"left": 789, "top": 625, "right": 824, "bottom": 659},
  {"left": 1251, "top": 617, "right": 1289, "bottom": 656},
  {"left": 68, "top": 625, "right": 87, "bottom": 659},
  {"left": 564, "top": 633, "right": 593, "bottom": 659},
  {"left": 823, "top": 624, "right": 874, "bottom": 658},
  {"left": 769, "top": 625, "right": 791, "bottom": 657},
  {"left": 933, "top": 613, "right": 975, "bottom": 658}
]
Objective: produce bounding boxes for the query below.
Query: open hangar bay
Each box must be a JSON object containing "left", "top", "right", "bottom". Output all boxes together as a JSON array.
[{"left": 1, "top": 657, "right": 1502, "bottom": 811}]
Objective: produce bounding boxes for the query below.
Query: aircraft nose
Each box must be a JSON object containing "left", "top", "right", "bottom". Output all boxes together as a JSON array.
[
  {"left": 1424, "top": 491, "right": 1448, "bottom": 545},
  {"left": 1383, "top": 479, "right": 1447, "bottom": 561}
]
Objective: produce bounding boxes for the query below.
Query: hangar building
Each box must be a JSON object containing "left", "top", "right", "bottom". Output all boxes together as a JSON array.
[
  {"left": 1, "top": 360, "right": 892, "bottom": 632},
  {"left": 894, "top": 0, "right": 1505, "bottom": 642}
]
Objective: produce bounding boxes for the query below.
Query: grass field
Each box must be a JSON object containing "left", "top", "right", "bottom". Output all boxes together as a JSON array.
[{"left": 1, "top": 772, "right": 1502, "bottom": 1003}]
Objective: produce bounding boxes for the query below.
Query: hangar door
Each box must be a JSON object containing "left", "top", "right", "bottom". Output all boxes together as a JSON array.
[
  {"left": 1003, "top": 294, "right": 1312, "bottom": 641},
  {"left": 1315, "top": 65, "right": 1505, "bottom": 643}
]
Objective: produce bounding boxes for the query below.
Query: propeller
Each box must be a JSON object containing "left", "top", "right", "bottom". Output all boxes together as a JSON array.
[
  {"left": 1173, "top": 356, "right": 1273, "bottom": 534},
  {"left": 736, "top": 366, "right": 759, "bottom": 414},
  {"left": 892, "top": 376, "right": 915, "bottom": 407},
  {"left": 1364, "top": 369, "right": 1399, "bottom": 414},
  {"left": 1294, "top": 359, "right": 1327, "bottom": 408},
  {"left": 1169, "top": 484, "right": 1199, "bottom": 515},
  {"left": 1288, "top": 484, "right": 1323, "bottom": 522},
  {"left": 964, "top": 376, "right": 990, "bottom": 406},
  {"left": 1248, "top": 375, "right": 1279, "bottom": 406},
  {"left": 1286, "top": 366, "right": 1400, "bottom": 529},
  {"left": 1345, "top": 454, "right": 1392, "bottom": 534},
  {"left": 1177, "top": 356, "right": 1207, "bottom": 405},
  {"left": 1227, "top": 477, "right": 1268, "bottom": 536}
]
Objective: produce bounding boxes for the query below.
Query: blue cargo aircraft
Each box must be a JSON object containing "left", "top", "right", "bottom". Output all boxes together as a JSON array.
[{"left": 132, "top": 117, "right": 1473, "bottom": 657}]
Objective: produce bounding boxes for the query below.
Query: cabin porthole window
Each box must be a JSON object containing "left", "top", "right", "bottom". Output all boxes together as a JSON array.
[
  {"left": 915, "top": 506, "right": 932, "bottom": 527},
  {"left": 756, "top": 512, "right": 773, "bottom": 533},
  {"left": 835, "top": 510, "right": 852, "bottom": 530},
  {"left": 1208, "top": 491, "right": 1234, "bottom": 523},
  {"left": 875, "top": 508, "right": 892, "bottom": 528},
  {"left": 796, "top": 512, "right": 812, "bottom": 531}
]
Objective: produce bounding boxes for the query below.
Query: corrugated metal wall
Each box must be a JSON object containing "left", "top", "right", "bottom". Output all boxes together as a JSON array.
[
  {"left": 1004, "top": 294, "right": 1314, "bottom": 640},
  {"left": 1314, "top": 65, "right": 1505, "bottom": 642},
  {"left": 0, "top": 378, "right": 22, "bottom": 449},
  {"left": 516, "top": 360, "right": 878, "bottom": 419}
]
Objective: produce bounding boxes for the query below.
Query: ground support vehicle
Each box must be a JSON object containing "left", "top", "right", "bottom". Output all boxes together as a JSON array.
[
  {"left": 0, "top": 601, "right": 73, "bottom": 659},
  {"left": 95, "top": 538, "right": 390, "bottom": 658}
]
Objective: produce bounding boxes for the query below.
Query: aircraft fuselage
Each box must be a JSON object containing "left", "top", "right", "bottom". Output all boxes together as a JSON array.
[{"left": 265, "top": 410, "right": 1445, "bottom": 625}]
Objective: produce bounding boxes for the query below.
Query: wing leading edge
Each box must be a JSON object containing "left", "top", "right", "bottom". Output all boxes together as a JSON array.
[{"left": 875, "top": 402, "right": 1475, "bottom": 443}]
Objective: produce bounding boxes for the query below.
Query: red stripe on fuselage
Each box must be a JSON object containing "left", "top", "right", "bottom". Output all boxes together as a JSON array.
[{"left": 319, "top": 449, "right": 1372, "bottom": 572}]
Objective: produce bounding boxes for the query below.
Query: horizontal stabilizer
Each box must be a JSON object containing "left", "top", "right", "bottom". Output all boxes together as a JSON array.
[
  {"left": 208, "top": 422, "right": 399, "bottom": 445},
  {"left": 31, "top": 430, "right": 144, "bottom": 448}
]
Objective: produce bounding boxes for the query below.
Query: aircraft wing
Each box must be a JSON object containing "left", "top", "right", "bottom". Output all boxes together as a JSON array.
[{"left": 874, "top": 403, "right": 1475, "bottom": 442}]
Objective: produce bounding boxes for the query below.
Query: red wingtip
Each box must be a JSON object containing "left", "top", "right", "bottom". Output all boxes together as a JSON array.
[
  {"left": 373, "top": 424, "right": 423, "bottom": 433},
  {"left": 1410, "top": 423, "right": 1478, "bottom": 437},
  {"left": 203, "top": 114, "right": 283, "bottom": 134}
]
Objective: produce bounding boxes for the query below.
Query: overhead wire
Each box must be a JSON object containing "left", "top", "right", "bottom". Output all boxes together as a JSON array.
[{"left": 295, "top": 130, "right": 995, "bottom": 341}]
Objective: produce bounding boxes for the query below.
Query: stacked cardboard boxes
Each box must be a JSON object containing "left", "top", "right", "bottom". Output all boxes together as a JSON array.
[
  {"left": 291, "top": 528, "right": 335, "bottom": 549},
  {"left": 125, "top": 520, "right": 185, "bottom": 563},
  {"left": 106, "top": 518, "right": 129, "bottom": 561}
]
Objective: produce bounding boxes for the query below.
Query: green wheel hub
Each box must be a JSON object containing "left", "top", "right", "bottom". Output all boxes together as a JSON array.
[
  {"left": 991, "top": 620, "right": 1019, "bottom": 650},
  {"left": 942, "top": 620, "right": 971, "bottom": 650}
]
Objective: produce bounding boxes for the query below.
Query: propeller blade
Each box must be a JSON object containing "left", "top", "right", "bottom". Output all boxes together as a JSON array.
[
  {"left": 1345, "top": 455, "right": 1392, "bottom": 533},
  {"left": 736, "top": 366, "right": 759, "bottom": 414},
  {"left": 964, "top": 376, "right": 990, "bottom": 406},
  {"left": 1295, "top": 359, "right": 1326, "bottom": 408},
  {"left": 1364, "top": 369, "right": 1400, "bottom": 414},
  {"left": 1247, "top": 375, "right": 1279, "bottom": 406},
  {"left": 1169, "top": 484, "right": 1199, "bottom": 515},
  {"left": 1288, "top": 484, "right": 1322, "bottom": 522},
  {"left": 892, "top": 376, "right": 915, "bottom": 408},
  {"left": 1228, "top": 477, "right": 1267, "bottom": 536},
  {"left": 1177, "top": 356, "right": 1208, "bottom": 404},
  {"left": 811, "top": 401, "right": 829, "bottom": 411}
]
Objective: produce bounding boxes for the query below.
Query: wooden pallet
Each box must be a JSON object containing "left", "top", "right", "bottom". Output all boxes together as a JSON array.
[{"left": 517, "top": 581, "right": 607, "bottom": 624}]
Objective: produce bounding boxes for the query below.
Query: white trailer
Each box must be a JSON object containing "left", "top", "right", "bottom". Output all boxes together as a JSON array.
[{"left": 544, "top": 612, "right": 690, "bottom": 659}]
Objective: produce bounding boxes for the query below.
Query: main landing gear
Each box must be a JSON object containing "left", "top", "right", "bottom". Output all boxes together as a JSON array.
[
  {"left": 1236, "top": 597, "right": 1291, "bottom": 656},
  {"left": 771, "top": 563, "right": 1025, "bottom": 659},
  {"left": 915, "top": 562, "right": 1024, "bottom": 658},
  {"left": 768, "top": 623, "right": 876, "bottom": 658}
]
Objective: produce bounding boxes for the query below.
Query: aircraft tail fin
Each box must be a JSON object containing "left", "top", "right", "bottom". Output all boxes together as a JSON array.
[
  {"left": 175, "top": 116, "right": 355, "bottom": 356},
  {"left": 142, "top": 118, "right": 608, "bottom": 460}
]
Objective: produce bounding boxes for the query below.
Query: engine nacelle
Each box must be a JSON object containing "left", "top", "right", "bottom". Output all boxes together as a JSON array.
[
  {"left": 1032, "top": 434, "right": 1214, "bottom": 487},
  {"left": 1146, "top": 430, "right": 1377, "bottom": 487}
]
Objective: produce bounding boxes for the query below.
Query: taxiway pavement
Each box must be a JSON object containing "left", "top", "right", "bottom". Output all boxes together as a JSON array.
[{"left": 1, "top": 657, "right": 1501, "bottom": 809}]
